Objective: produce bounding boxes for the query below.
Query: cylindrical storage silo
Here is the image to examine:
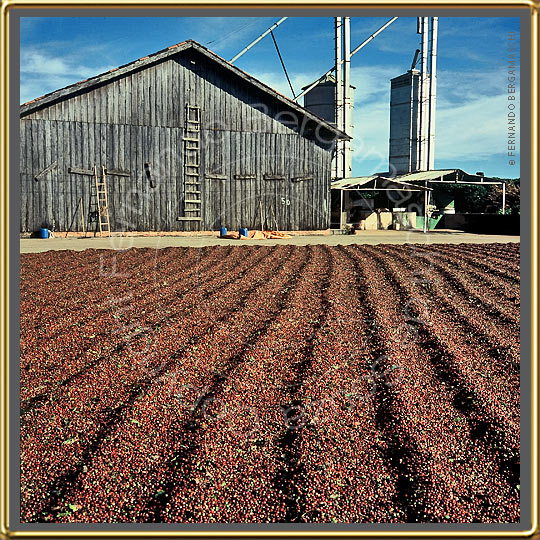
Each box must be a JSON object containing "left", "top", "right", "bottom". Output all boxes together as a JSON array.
[{"left": 302, "top": 74, "right": 355, "bottom": 179}]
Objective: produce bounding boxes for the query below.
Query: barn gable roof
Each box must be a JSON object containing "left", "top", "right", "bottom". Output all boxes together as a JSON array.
[{"left": 20, "top": 40, "right": 350, "bottom": 140}]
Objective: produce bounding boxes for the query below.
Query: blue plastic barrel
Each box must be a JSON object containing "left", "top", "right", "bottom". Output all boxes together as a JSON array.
[
  {"left": 219, "top": 227, "right": 227, "bottom": 237},
  {"left": 39, "top": 227, "right": 49, "bottom": 239},
  {"left": 239, "top": 227, "right": 248, "bottom": 237}
]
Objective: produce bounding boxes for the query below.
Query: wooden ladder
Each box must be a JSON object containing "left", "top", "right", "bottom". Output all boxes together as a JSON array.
[
  {"left": 94, "top": 165, "right": 111, "bottom": 237},
  {"left": 179, "top": 104, "right": 202, "bottom": 224}
]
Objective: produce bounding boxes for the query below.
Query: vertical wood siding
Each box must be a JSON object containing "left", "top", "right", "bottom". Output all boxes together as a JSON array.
[{"left": 20, "top": 50, "right": 335, "bottom": 232}]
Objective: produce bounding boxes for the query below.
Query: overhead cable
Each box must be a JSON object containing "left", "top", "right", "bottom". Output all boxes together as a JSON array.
[{"left": 270, "top": 30, "right": 295, "bottom": 98}]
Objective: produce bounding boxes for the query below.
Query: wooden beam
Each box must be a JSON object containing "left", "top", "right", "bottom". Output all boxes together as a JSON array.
[
  {"left": 34, "top": 160, "right": 58, "bottom": 181},
  {"left": 69, "top": 166, "right": 131, "bottom": 177},
  {"left": 106, "top": 169, "right": 131, "bottom": 177},
  {"left": 68, "top": 167, "right": 94, "bottom": 176}
]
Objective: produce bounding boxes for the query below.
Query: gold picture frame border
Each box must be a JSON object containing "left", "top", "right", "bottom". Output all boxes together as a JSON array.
[{"left": 1, "top": 2, "right": 537, "bottom": 538}]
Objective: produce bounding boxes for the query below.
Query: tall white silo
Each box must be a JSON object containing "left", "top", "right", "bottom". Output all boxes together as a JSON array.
[
  {"left": 389, "top": 69, "right": 430, "bottom": 175},
  {"left": 302, "top": 74, "right": 355, "bottom": 179},
  {"left": 388, "top": 16, "right": 438, "bottom": 175}
]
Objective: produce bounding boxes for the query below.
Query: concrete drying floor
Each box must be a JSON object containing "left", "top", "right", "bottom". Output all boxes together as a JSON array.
[{"left": 20, "top": 229, "right": 520, "bottom": 253}]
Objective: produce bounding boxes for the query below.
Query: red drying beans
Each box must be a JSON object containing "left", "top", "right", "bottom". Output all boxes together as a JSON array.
[{"left": 20, "top": 243, "right": 520, "bottom": 523}]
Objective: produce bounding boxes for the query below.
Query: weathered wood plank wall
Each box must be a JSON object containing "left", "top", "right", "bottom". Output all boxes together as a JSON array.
[{"left": 20, "top": 49, "right": 335, "bottom": 233}]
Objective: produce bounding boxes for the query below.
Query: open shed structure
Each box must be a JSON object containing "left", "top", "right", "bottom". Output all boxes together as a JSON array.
[
  {"left": 393, "top": 169, "right": 507, "bottom": 210},
  {"left": 331, "top": 169, "right": 508, "bottom": 231},
  {"left": 20, "top": 40, "right": 348, "bottom": 234},
  {"left": 331, "top": 175, "right": 432, "bottom": 230}
]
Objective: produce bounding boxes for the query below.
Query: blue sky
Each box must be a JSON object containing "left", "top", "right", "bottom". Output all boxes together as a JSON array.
[{"left": 20, "top": 16, "right": 520, "bottom": 178}]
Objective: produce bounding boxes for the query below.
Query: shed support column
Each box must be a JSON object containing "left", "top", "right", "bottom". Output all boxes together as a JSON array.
[
  {"left": 340, "top": 189, "right": 344, "bottom": 230},
  {"left": 502, "top": 182, "right": 506, "bottom": 214},
  {"left": 423, "top": 181, "right": 428, "bottom": 233}
]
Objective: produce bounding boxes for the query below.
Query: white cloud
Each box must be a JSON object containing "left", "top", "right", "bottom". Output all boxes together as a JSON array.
[
  {"left": 21, "top": 48, "right": 112, "bottom": 78},
  {"left": 20, "top": 48, "right": 115, "bottom": 103},
  {"left": 350, "top": 64, "right": 399, "bottom": 104},
  {"left": 251, "top": 63, "right": 401, "bottom": 103},
  {"left": 350, "top": 63, "right": 520, "bottom": 168},
  {"left": 20, "top": 76, "right": 79, "bottom": 104},
  {"left": 19, "top": 39, "right": 520, "bottom": 171},
  {"left": 437, "top": 68, "right": 520, "bottom": 107},
  {"left": 247, "top": 63, "right": 521, "bottom": 169},
  {"left": 436, "top": 94, "right": 519, "bottom": 161},
  {"left": 352, "top": 100, "right": 390, "bottom": 173}
]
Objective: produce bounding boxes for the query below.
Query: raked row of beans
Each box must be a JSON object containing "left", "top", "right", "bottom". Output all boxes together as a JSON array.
[{"left": 20, "top": 243, "right": 520, "bottom": 523}]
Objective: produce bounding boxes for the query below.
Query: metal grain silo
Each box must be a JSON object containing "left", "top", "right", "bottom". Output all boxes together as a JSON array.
[{"left": 302, "top": 74, "right": 355, "bottom": 178}]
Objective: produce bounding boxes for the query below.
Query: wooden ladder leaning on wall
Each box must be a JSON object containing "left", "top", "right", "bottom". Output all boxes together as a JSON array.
[
  {"left": 94, "top": 165, "right": 111, "bottom": 237},
  {"left": 179, "top": 104, "right": 202, "bottom": 226}
]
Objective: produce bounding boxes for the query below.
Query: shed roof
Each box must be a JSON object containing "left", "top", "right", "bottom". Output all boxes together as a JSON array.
[
  {"left": 331, "top": 175, "right": 432, "bottom": 191},
  {"left": 20, "top": 40, "right": 349, "bottom": 140},
  {"left": 385, "top": 169, "right": 494, "bottom": 182}
]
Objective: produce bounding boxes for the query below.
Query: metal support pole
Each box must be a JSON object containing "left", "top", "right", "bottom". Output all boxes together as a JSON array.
[
  {"left": 351, "top": 17, "right": 398, "bottom": 56},
  {"left": 335, "top": 17, "right": 344, "bottom": 180},
  {"left": 343, "top": 16, "right": 351, "bottom": 178},
  {"left": 408, "top": 71, "right": 415, "bottom": 173},
  {"left": 80, "top": 199, "right": 86, "bottom": 237},
  {"left": 293, "top": 17, "right": 398, "bottom": 103},
  {"left": 423, "top": 181, "right": 428, "bottom": 233},
  {"left": 340, "top": 189, "right": 344, "bottom": 230},
  {"left": 502, "top": 182, "right": 506, "bottom": 214},
  {"left": 229, "top": 17, "right": 288, "bottom": 63},
  {"left": 427, "top": 17, "right": 438, "bottom": 171},
  {"left": 418, "top": 17, "right": 429, "bottom": 171}
]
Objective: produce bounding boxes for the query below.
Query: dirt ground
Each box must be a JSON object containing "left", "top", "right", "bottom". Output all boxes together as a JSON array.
[{"left": 20, "top": 229, "right": 520, "bottom": 254}]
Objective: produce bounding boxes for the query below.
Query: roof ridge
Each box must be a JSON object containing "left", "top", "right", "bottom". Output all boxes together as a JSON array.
[
  {"left": 20, "top": 40, "right": 193, "bottom": 106},
  {"left": 20, "top": 39, "right": 349, "bottom": 139}
]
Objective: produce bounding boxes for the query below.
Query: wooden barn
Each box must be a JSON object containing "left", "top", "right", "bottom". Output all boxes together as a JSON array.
[{"left": 19, "top": 40, "right": 348, "bottom": 234}]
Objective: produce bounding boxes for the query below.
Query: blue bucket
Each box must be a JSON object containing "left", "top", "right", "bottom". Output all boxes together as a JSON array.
[
  {"left": 219, "top": 227, "right": 227, "bottom": 237},
  {"left": 39, "top": 227, "right": 49, "bottom": 239},
  {"left": 239, "top": 227, "right": 248, "bottom": 237}
]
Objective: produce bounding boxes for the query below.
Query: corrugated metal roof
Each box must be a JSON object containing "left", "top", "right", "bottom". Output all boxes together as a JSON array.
[
  {"left": 393, "top": 169, "right": 462, "bottom": 181},
  {"left": 331, "top": 176, "right": 431, "bottom": 191},
  {"left": 332, "top": 170, "right": 500, "bottom": 190},
  {"left": 331, "top": 175, "right": 379, "bottom": 189},
  {"left": 301, "top": 73, "right": 337, "bottom": 90},
  {"left": 20, "top": 40, "right": 349, "bottom": 140}
]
